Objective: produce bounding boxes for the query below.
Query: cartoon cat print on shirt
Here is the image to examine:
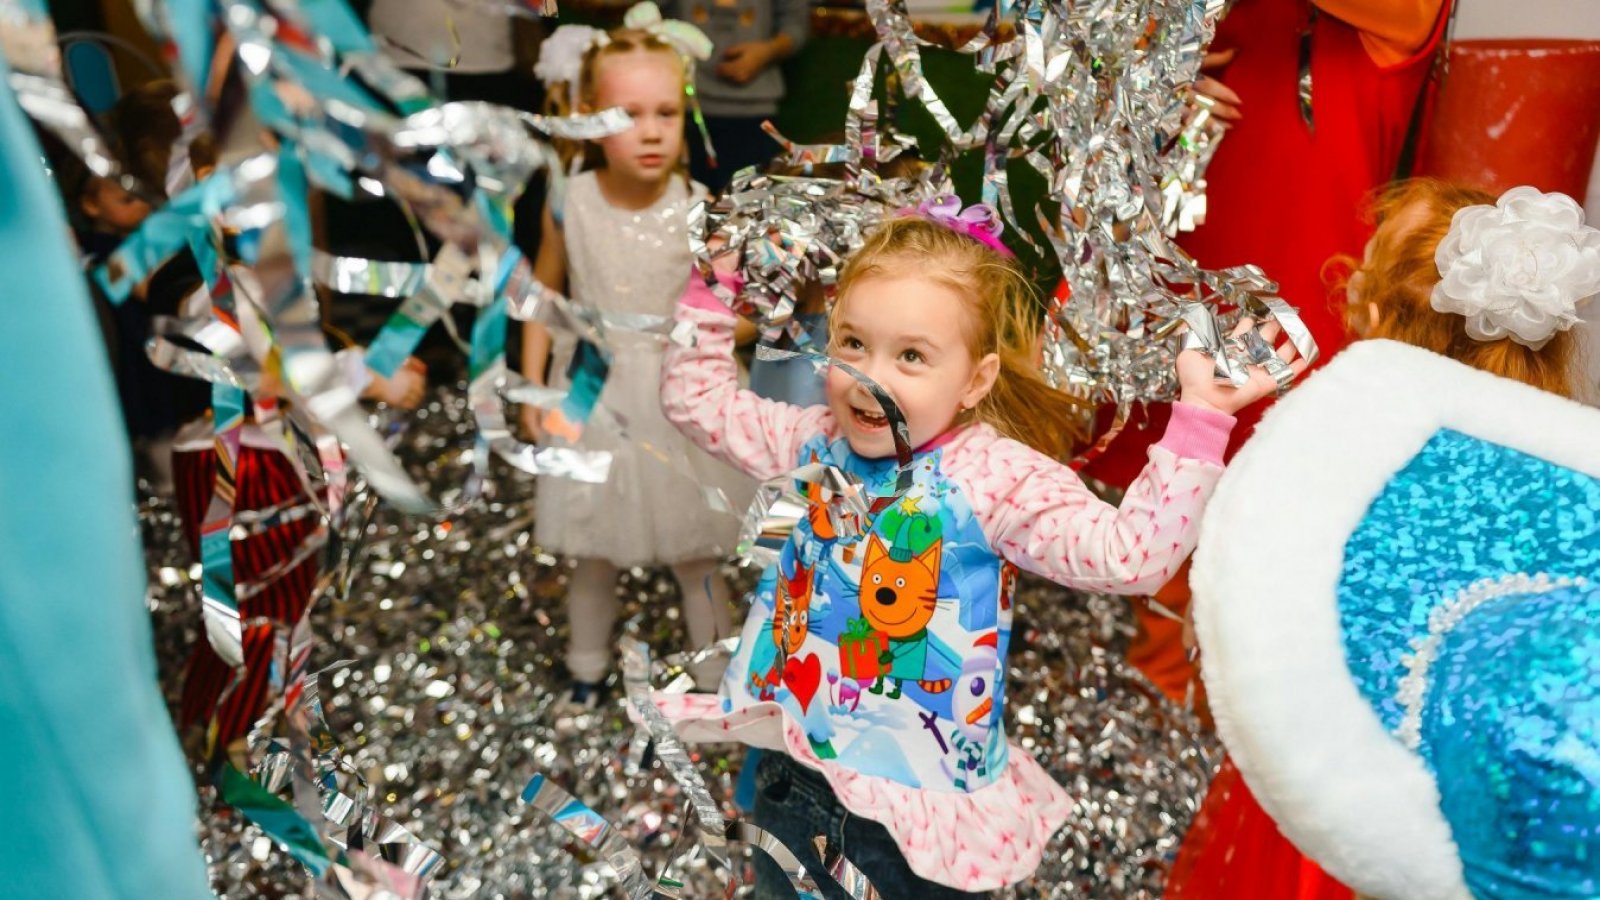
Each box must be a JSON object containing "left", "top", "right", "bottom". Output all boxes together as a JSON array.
[
  {"left": 806, "top": 477, "right": 838, "bottom": 543},
  {"left": 860, "top": 533, "right": 953, "bottom": 699},
  {"left": 750, "top": 561, "right": 813, "bottom": 701},
  {"left": 774, "top": 562, "right": 812, "bottom": 657}
]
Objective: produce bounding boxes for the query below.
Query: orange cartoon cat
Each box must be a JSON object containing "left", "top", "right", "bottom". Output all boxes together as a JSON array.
[
  {"left": 774, "top": 562, "right": 813, "bottom": 657},
  {"left": 751, "top": 561, "right": 813, "bottom": 700},
  {"left": 859, "top": 533, "right": 952, "bottom": 699}
]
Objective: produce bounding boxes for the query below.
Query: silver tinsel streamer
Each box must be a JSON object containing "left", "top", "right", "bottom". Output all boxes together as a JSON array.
[
  {"left": 780, "top": 0, "right": 1316, "bottom": 416},
  {"left": 987, "top": 0, "right": 1320, "bottom": 404},
  {"left": 689, "top": 165, "right": 938, "bottom": 348},
  {"left": 141, "top": 388, "right": 1217, "bottom": 897}
]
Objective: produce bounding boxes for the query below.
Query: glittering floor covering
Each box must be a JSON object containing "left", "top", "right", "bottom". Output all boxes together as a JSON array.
[{"left": 140, "top": 389, "right": 1218, "bottom": 898}]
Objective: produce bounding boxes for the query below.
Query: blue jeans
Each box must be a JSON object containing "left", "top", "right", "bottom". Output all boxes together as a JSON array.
[{"left": 750, "top": 753, "right": 990, "bottom": 900}]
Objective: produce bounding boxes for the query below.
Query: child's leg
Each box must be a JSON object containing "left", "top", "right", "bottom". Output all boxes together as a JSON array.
[
  {"left": 173, "top": 444, "right": 320, "bottom": 745},
  {"left": 750, "top": 752, "right": 847, "bottom": 900},
  {"left": 749, "top": 752, "right": 991, "bottom": 899},
  {"left": 668, "top": 557, "right": 734, "bottom": 652},
  {"left": 564, "top": 559, "right": 621, "bottom": 683},
  {"left": 753, "top": 753, "right": 993, "bottom": 899},
  {"left": 669, "top": 558, "right": 735, "bottom": 687}
]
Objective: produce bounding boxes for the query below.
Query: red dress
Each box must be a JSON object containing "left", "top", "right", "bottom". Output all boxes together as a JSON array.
[
  {"left": 1166, "top": 759, "right": 1356, "bottom": 900},
  {"left": 1075, "top": 2, "right": 1449, "bottom": 896},
  {"left": 1084, "top": 0, "right": 1449, "bottom": 487}
]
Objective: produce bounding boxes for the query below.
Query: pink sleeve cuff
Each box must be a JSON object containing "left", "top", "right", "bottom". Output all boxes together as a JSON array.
[
  {"left": 1155, "top": 401, "right": 1236, "bottom": 464},
  {"left": 680, "top": 268, "right": 743, "bottom": 316}
]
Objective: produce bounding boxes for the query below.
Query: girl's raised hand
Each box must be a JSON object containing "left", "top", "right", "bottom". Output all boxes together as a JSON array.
[{"left": 1175, "top": 318, "right": 1310, "bottom": 416}]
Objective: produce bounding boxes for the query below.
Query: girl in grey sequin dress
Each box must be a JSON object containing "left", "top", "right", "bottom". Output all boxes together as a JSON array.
[{"left": 521, "top": 23, "right": 751, "bottom": 702}]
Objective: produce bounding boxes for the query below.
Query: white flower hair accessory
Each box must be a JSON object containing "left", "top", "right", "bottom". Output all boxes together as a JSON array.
[
  {"left": 622, "top": 1, "right": 713, "bottom": 64},
  {"left": 1431, "top": 185, "right": 1600, "bottom": 349},
  {"left": 534, "top": 25, "right": 606, "bottom": 87}
]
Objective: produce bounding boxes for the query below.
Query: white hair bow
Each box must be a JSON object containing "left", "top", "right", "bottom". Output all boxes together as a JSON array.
[
  {"left": 622, "top": 1, "right": 713, "bottom": 64},
  {"left": 533, "top": 24, "right": 604, "bottom": 87},
  {"left": 1431, "top": 186, "right": 1600, "bottom": 349}
]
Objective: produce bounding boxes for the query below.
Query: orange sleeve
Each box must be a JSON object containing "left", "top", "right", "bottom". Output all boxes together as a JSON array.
[{"left": 1314, "top": 0, "right": 1448, "bottom": 67}]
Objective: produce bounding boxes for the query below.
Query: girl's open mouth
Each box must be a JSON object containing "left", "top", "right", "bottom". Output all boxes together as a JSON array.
[{"left": 851, "top": 406, "right": 888, "bottom": 431}]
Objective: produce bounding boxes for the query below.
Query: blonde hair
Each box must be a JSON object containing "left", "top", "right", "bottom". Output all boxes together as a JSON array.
[
  {"left": 1332, "top": 178, "right": 1578, "bottom": 399},
  {"left": 543, "top": 29, "right": 686, "bottom": 172},
  {"left": 833, "top": 217, "right": 1088, "bottom": 460}
]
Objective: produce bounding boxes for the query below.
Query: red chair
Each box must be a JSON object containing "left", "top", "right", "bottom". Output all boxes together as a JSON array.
[{"left": 1417, "top": 38, "right": 1600, "bottom": 200}]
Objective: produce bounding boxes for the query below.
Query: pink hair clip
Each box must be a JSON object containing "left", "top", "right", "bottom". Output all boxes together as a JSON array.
[{"left": 901, "top": 194, "right": 1015, "bottom": 258}]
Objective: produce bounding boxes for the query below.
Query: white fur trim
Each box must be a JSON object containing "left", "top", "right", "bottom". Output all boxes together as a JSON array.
[{"left": 1190, "top": 339, "right": 1600, "bottom": 900}]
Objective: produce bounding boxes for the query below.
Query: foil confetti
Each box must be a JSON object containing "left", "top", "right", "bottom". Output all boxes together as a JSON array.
[
  {"left": 770, "top": 0, "right": 1318, "bottom": 414},
  {"left": 689, "top": 166, "right": 938, "bottom": 349}
]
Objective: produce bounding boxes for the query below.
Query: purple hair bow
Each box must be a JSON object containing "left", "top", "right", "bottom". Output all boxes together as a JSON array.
[{"left": 902, "top": 194, "right": 1014, "bottom": 258}]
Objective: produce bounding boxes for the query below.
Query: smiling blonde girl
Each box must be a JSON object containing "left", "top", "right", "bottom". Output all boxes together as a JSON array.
[{"left": 656, "top": 199, "right": 1305, "bottom": 897}]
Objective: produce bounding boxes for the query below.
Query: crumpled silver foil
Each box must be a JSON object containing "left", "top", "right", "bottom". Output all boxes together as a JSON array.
[{"left": 783, "top": 0, "right": 1316, "bottom": 421}]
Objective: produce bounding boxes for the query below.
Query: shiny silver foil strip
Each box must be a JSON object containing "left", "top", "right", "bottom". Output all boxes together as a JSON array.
[
  {"left": 520, "top": 773, "right": 656, "bottom": 899},
  {"left": 146, "top": 333, "right": 249, "bottom": 388},
  {"left": 620, "top": 638, "right": 730, "bottom": 860},
  {"left": 731, "top": 821, "right": 827, "bottom": 899},
  {"left": 471, "top": 367, "right": 614, "bottom": 484},
  {"left": 818, "top": 836, "right": 882, "bottom": 900},
  {"left": 8, "top": 71, "right": 122, "bottom": 179},
  {"left": 313, "top": 251, "right": 433, "bottom": 299},
  {"left": 518, "top": 106, "right": 633, "bottom": 142},
  {"left": 1, "top": 2, "right": 125, "bottom": 181},
  {"left": 250, "top": 663, "right": 448, "bottom": 893},
  {"left": 834, "top": 0, "right": 1314, "bottom": 409},
  {"left": 620, "top": 634, "right": 854, "bottom": 899}
]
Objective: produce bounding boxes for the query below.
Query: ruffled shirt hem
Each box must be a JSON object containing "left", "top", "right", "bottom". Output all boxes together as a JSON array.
[{"left": 652, "top": 692, "right": 1072, "bottom": 892}]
